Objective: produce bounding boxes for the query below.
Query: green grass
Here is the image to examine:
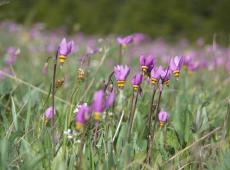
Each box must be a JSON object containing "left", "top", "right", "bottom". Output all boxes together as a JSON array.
[{"left": 0, "top": 27, "right": 230, "bottom": 170}]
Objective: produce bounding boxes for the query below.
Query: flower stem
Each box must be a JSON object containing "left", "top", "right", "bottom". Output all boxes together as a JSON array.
[
  {"left": 118, "top": 44, "right": 122, "bottom": 64},
  {"left": 128, "top": 91, "right": 138, "bottom": 142},
  {"left": 146, "top": 87, "right": 157, "bottom": 162},
  {"left": 145, "top": 88, "right": 162, "bottom": 165},
  {"left": 93, "top": 122, "right": 99, "bottom": 148},
  {"left": 51, "top": 49, "right": 59, "bottom": 153}
]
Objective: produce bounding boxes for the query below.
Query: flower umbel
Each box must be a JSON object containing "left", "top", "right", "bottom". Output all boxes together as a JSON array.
[
  {"left": 158, "top": 111, "right": 169, "bottom": 128},
  {"left": 92, "top": 90, "right": 105, "bottom": 121},
  {"left": 139, "top": 54, "right": 154, "bottom": 74},
  {"left": 150, "top": 66, "right": 164, "bottom": 85},
  {"left": 58, "top": 38, "right": 74, "bottom": 64},
  {"left": 131, "top": 73, "right": 144, "bottom": 91},
  {"left": 75, "top": 105, "right": 90, "bottom": 130},
  {"left": 44, "top": 106, "right": 56, "bottom": 124},
  {"left": 114, "top": 65, "right": 130, "bottom": 89},
  {"left": 117, "top": 35, "right": 133, "bottom": 48},
  {"left": 170, "top": 56, "right": 184, "bottom": 78}
]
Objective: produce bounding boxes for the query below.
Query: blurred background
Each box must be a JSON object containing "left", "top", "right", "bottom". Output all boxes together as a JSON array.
[{"left": 0, "top": 0, "right": 230, "bottom": 42}]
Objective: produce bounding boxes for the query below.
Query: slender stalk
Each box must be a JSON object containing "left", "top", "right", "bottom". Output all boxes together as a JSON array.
[
  {"left": 77, "top": 127, "right": 88, "bottom": 169},
  {"left": 93, "top": 122, "right": 99, "bottom": 148},
  {"left": 145, "top": 87, "right": 157, "bottom": 163},
  {"left": 103, "top": 71, "right": 114, "bottom": 92},
  {"left": 145, "top": 88, "right": 162, "bottom": 165},
  {"left": 118, "top": 44, "right": 122, "bottom": 64},
  {"left": 51, "top": 50, "right": 59, "bottom": 150},
  {"left": 128, "top": 91, "right": 139, "bottom": 141}
]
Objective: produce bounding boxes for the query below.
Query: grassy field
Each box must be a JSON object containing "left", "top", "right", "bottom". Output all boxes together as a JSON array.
[{"left": 0, "top": 22, "right": 230, "bottom": 170}]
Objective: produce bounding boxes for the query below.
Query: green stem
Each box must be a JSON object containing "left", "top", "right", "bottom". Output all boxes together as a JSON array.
[
  {"left": 146, "top": 88, "right": 162, "bottom": 165},
  {"left": 118, "top": 44, "right": 122, "bottom": 64},
  {"left": 51, "top": 49, "right": 59, "bottom": 154},
  {"left": 128, "top": 91, "right": 138, "bottom": 142}
]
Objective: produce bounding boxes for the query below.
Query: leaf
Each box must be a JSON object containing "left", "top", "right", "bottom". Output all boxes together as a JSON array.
[{"left": 11, "top": 97, "right": 18, "bottom": 131}]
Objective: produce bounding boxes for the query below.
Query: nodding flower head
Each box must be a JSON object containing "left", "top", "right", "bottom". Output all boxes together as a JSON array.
[
  {"left": 139, "top": 54, "right": 155, "bottom": 74},
  {"left": 150, "top": 66, "right": 164, "bottom": 85},
  {"left": 92, "top": 90, "right": 105, "bottom": 121},
  {"left": 105, "top": 90, "right": 116, "bottom": 109},
  {"left": 75, "top": 105, "right": 90, "bottom": 130},
  {"left": 131, "top": 73, "right": 144, "bottom": 91},
  {"left": 91, "top": 89, "right": 116, "bottom": 121},
  {"left": 117, "top": 35, "right": 133, "bottom": 48},
  {"left": 58, "top": 38, "right": 74, "bottom": 64},
  {"left": 44, "top": 106, "right": 56, "bottom": 124},
  {"left": 5, "top": 47, "right": 20, "bottom": 66},
  {"left": 114, "top": 65, "right": 130, "bottom": 89},
  {"left": 160, "top": 68, "right": 172, "bottom": 87},
  {"left": 170, "top": 56, "right": 184, "bottom": 78},
  {"left": 158, "top": 111, "right": 169, "bottom": 128}
]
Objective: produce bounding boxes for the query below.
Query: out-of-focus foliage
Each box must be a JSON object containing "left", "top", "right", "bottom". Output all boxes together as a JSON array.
[{"left": 0, "top": 0, "right": 230, "bottom": 40}]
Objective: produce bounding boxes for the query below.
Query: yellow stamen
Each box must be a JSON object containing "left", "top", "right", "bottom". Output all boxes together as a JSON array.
[
  {"left": 173, "top": 70, "right": 180, "bottom": 77},
  {"left": 117, "top": 80, "right": 125, "bottom": 88},
  {"left": 93, "top": 112, "right": 101, "bottom": 121},
  {"left": 59, "top": 55, "right": 66, "bottom": 64},
  {"left": 183, "top": 65, "right": 188, "bottom": 71},
  {"left": 159, "top": 121, "right": 165, "bottom": 128},
  {"left": 133, "top": 85, "right": 139, "bottom": 91},
  {"left": 151, "top": 78, "right": 158, "bottom": 85},
  {"left": 44, "top": 118, "right": 49, "bottom": 125},
  {"left": 188, "top": 70, "right": 193, "bottom": 76},
  {"left": 164, "top": 80, "right": 170, "bottom": 87},
  {"left": 122, "top": 44, "right": 127, "bottom": 49},
  {"left": 141, "top": 66, "right": 148, "bottom": 73},
  {"left": 76, "top": 122, "right": 83, "bottom": 130}
]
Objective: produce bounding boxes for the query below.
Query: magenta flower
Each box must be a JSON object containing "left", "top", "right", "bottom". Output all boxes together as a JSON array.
[
  {"left": 131, "top": 73, "right": 144, "bottom": 91},
  {"left": 75, "top": 105, "right": 90, "bottom": 130},
  {"left": 106, "top": 90, "right": 116, "bottom": 108},
  {"left": 160, "top": 68, "right": 172, "bottom": 87},
  {"left": 4, "top": 47, "right": 20, "bottom": 66},
  {"left": 114, "top": 65, "right": 130, "bottom": 88},
  {"left": 91, "top": 89, "right": 116, "bottom": 121},
  {"left": 170, "top": 56, "right": 184, "bottom": 77},
  {"left": 150, "top": 66, "right": 164, "bottom": 85},
  {"left": 58, "top": 38, "right": 74, "bottom": 64},
  {"left": 92, "top": 90, "right": 105, "bottom": 121},
  {"left": 139, "top": 54, "right": 155, "bottom": 73},
  {"left": 117, "top": 35, "right": 133, "bottom": 48},
  {"left": 0, "top": 67, "right": 12, "bottom": 81},
  {"left": 44, "top": 106, "right": 56, "bottom": 123},
  {"left": 133, "top": 33, "right": 145, "bottom": 44},
  {"left": 158, "top": 111, "right": 169, "bottom": 127}
]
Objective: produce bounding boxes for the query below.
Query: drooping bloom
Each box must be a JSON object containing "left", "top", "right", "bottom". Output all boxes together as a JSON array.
[
  {"left": 75, "top": 105, "right": 90, "bottom": 130},
  {"left": 139, "top": 54, "right": 155, "bottom": 73},
  {"left": 133, "top": 33, "right": 145, "bottom": 44},
  {"left": 105, "top": 90, "right": 116, "bottom": 108},
  {"left": 160, "top": 68, "right": 172, "bottom": 87},
  {"left": 117, "top": 35, "right": 133, "bottom": 48},
  {"left": 4, "top": 47, "right": 20, "bottom": 66},
  {"left": 170, "top": 56, "right": 184, "bottom": 77},
  {"left": 131, "top": 73, "right": 144, "bottom": 91},
  {"left": 150, "top": 66, "right": 164, "bottom": 85},
  {"left": 158, "top": 111, "right": 169, "bottom": 127},
  {"left": 114, "top": 65, "right": 130, "bottom": 88},
  {"left": 0, "top": 67, "right": 12, "bottom": 81},
  {"left": 58, "top": 38, "right": 74, "bottom": 64},
  {"left": 44, "top": 106, "right": 56, "bottom": 124},
  {"left": 92, "top": 90, "right": 105, "bottom": 121},
  {"left": 42, "top": 62, "right": 48, "bottom": 75},
  {"left": 91, "top": 89, "right": 116, "bottom": 121}
]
